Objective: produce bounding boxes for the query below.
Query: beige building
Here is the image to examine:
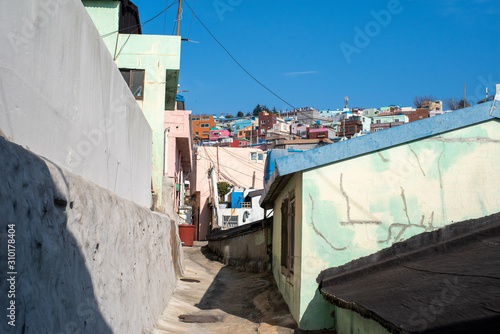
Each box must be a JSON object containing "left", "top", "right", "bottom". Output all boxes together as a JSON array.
[
  {"left": 421, "top": 100, "right": 443, "bottom": 111},
  {"left": 192, "top": 146, "right": 267, "bottom": 240}
]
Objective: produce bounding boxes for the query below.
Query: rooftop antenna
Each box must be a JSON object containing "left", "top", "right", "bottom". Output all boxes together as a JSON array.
[
  {"left": 464, "top": 83, "right": 467, "bottom": 107},
  {"left": 344, "top": 96, "right": 349, "bottom": 109}
]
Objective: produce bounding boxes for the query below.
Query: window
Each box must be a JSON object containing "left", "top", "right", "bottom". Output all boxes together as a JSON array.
[
  {"left": 120, "top": 69, "right": 145, "bottom": 100},
  {"left": 202, "top": 116, "right": 210, "bottom": 121},
  {"left": 251, "top": 152, "right": 264, "bottom": 162},
  {"left": 201, "top": 124, "right": 209, "bottom": 128},
  {"left": 202, "top": 131, "right": 209, "bottom": 135},
  {"left": 261, "top": 129, "right": 266, "bottom": 134},
  {"left": 195, "top": 132, "right": 199, "bottom": 135},
  {"left": 395, "top": 119, "right": 399, "bottom": 122},
  {"left": 241, "top": 202, "right": 251, "bottom": 208},
  {"left": 349, "top": 126, "right": 354, "bottom": 132},
  {"left": 281, "top": 196, "right": 295, "bottom": 273},
  {"left": 192, "top": 117, "right": 200, "bottom": 121},
  {"left": 261, "top": 120, "right": 266, "bottom": 125},
  {"left": 222, "top": 215, "right": 238, "bottom": 228}
]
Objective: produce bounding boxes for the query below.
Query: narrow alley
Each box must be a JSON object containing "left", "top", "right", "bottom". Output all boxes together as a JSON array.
[{"left": 153, "top": 242, "right": 300, "bottom": 334}]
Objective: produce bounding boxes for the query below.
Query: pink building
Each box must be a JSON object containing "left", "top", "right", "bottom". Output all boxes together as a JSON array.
[
  {"left": 164, "top": 109, "right": 193, "bottom": 214},
  {"left": 192, "top": 146, "right": 267, "bottom": 240},
  {"left": 209, "top": 129, "right": 230, "bottom": 141}
]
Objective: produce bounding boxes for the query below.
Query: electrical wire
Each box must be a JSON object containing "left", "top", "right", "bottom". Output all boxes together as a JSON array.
[
  {"left": 219, "top": 147, "right": 265, "bottom": 171},
  {"left": 201, "top": 148, "right": 245, "bottom": 187},
  {"left": 163, "top": 0, "right": 168, "bottom": 35},
  {"left": 199, "top": 148, "right": 264, "bottom": 182},
  {"left": 114, "top": 1, "right": 179, "bottom": 60},
  {"left": 187, "top": 0, "right": 195, "bottom": 39},
  {"left": 183, "top": 0, "right": 296, "bottom": 110},
  {"left": 101, "top": 0, "right": 179, "bottom": 38}
]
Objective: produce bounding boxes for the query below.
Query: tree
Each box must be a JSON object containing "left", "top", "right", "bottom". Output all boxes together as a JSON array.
[
  {"left": 444, "top": 98, "right": 470, "bottom": 110},
  {"left": 252, "top": 104, "right": 262, "bottom": 116},
  {"left": 217, "top": 182, "right": 231, "bottom": 200},
  {"left": 245, "top": 112, "right": 251, "bottom": 117},
  {"left": 413, "top": 95, "right": 437, "bottom": 108},
  {"left": 272, "top": 107, "right": 278, "bottom": 115},
  {"left": 236, "top": 111, "right": 244, "bottom": 117},
  {"left": 225, "top": 114, "right": 234, "bottom": 119}
]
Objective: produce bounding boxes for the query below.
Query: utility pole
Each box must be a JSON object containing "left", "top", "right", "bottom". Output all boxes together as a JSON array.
[{"left": 176, "top": 0, "right": 182, "bottom": 36}]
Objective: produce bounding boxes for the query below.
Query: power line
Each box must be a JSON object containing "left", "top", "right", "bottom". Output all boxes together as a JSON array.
[
  {"left": 183, "top": 0, "right": 297, "bottom": 110},
  {"left": 101, "top": 0, "right": 179, "bottom": 38},
  {"left": 187, "top": 0, "right": 195, "bottom": 39},
  {"left": 163, "top": 0, "right": 168, "bottom": 35}
]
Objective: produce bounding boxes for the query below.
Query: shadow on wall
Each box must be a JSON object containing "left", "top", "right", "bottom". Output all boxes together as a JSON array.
[
  {"left": 299, "top": 289, "right": 336, "bottom": 332},
  {"left": 0, "top": 137, "right": 112, "bottom": 333}
]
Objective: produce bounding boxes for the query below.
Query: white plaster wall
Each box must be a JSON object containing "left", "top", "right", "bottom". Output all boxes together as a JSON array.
[
  {"left": 0, "top": 137, "right": 182, "bottom": 333},
  {"left": 0, "top": 0, "right": 152, "bottom": 207}
]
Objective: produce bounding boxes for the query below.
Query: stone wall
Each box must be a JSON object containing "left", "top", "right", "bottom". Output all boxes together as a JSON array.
[
  {"left": 208, "top": 220, "right": 272, "bottom": 273},
  {"left": 0, "top": 138, "right": 182, "bottom": 333}
]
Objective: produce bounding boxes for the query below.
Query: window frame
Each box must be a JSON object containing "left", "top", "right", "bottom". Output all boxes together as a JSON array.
[
  {"left": 222, "top": 215, "right": 238, "bottom": 228},
  {"left": 120, "top": 68, "right": 145, "bottom": 100},
  {"left": 281, "top": 194, "right": 295, "bottom": 275}
]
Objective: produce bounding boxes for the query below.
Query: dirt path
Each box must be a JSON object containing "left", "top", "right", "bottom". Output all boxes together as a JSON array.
[{"left": 153, "top": 242, "right": 297, "bottom": 334}]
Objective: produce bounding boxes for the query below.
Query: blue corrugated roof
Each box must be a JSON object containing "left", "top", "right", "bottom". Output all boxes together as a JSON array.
[
  {"left": 275, "top": 99, "right": 499, "bottom": 177},
  {"left": 259, "top": 97, "right": 499, "bottom": 208}
]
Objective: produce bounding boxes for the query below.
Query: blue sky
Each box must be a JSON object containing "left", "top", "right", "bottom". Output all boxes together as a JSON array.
[{"left": 134, "top": 0, "right": 500, "bottom": 115}]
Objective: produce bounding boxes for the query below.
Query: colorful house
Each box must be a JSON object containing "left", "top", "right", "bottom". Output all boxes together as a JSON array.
[
  {"left": 209, "top": 129, "right": 231, "bottom": 142},
  {"left": 192, "top": 115, "right": 216, "bottom": 141},
  {"left": 259, "top": 91, "right": 500, "bottom": 330}
]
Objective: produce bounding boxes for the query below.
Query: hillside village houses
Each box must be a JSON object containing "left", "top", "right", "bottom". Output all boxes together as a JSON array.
[{"left": 1, "top": 0, "right": 499, "bottom": 332}]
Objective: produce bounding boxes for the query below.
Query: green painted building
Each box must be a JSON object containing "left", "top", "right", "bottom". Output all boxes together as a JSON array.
[
  {"left": 84, "top": 0, "right": 181, "bottom": 210},
  {"left": 260, "top": 94, "right": 500, "bottom": 331}
]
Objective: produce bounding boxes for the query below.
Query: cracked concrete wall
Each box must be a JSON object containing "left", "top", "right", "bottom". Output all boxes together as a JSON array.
[
  {"left": 0, "top": 138, "right": 182, "bottom": 333},
  {"left": 295, "top": 119, "right": 500, "bottom": 330}
]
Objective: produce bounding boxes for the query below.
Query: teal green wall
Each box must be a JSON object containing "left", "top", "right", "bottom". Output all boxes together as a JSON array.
[
  {"left": 290, "top": 120, "right": 500, "bottom": 330},
  {"left": 83, "top": 1, "right": 181, "bottom": 210},
  {"left": 113, "top": 34, "right": 181, "bottom": 209},
  {"left": 335, "top": 308, "right": 390, "bottom": 334},
  {"left": 83, "top": 1, "right": 120, "bottom": 52}
]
